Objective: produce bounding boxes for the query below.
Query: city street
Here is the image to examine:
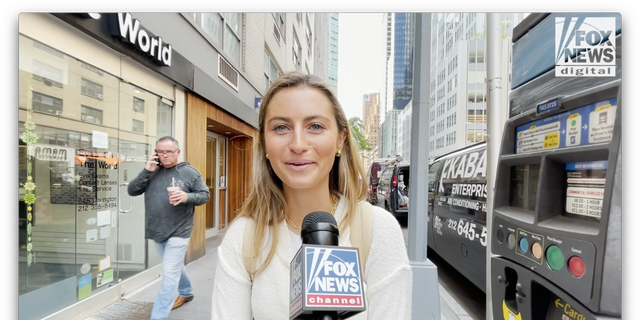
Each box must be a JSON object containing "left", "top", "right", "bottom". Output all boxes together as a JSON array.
[{"left": 399, "top": 217, "right": 485, "bottom": 320}]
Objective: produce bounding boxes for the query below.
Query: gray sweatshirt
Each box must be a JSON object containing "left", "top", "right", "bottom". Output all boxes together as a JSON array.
[{"left": 127, "top": 162, "right": 210, "bottom": 243}]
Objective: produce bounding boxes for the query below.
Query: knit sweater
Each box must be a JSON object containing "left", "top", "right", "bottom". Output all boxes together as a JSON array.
[{"left": 211, "top": 195, "right": 413, "bottom": 319}]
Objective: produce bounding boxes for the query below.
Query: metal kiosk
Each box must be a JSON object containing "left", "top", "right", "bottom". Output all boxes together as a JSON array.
[{"left": 490, "top": 13, "right": 622, "bottom": 320}]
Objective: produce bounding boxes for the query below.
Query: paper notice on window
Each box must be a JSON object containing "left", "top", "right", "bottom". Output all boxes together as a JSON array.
[
  {"left": 86, "top": 229, "right": 98, "bottom": 243},
  {"left": 92, "top": 130, "right": 109, "bottom": 149},
  {"left": 100, "top": 226, "right": 111, "bottom": 239},
  {"left": 97, "top": 210, "right": 111, "bottom": 226},
  {"left": 98, "top": 256, "right": 111, "bottom": 272},
  {"left": 97, "top": 269, "right": 114, "bottom": 287}
]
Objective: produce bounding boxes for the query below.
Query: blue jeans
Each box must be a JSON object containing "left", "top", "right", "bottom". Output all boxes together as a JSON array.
[{"left": 150, "top": 237, "right": 194, "bottom": 320}]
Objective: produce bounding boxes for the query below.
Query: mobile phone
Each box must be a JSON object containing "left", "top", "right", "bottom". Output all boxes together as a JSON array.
[{"left": 154, "top": 153, "right": 162, "bottom": 166}]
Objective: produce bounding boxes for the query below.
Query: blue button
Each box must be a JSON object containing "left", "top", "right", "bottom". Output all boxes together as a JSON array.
[{"left": 519, "top": 238, "right": 529, "bottom": 253}]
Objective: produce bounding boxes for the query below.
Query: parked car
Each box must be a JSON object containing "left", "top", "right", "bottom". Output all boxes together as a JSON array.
[
  {"left": 365, "top": 158, "right": 391, "bottom": 205},
  {"left": 376, "top": 157, "right": 410, "bottom": 218}
]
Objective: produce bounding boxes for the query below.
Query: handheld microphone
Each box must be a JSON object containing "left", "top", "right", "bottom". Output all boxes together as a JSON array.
[{"left": 289, "top": 212, "right": 366, "bottom": 320}]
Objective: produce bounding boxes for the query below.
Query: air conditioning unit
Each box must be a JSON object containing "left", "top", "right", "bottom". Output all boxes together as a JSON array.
[
  {"left": 97, "top": 93, "right": 104, "bottom": 101},
  {"left": 81, "top": 114, "right": 87, "bottom": 121}
]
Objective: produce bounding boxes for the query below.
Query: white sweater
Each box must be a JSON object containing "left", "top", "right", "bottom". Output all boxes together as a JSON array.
[{"left": 211, "top": 196, "right": 413, "bottom": 319}]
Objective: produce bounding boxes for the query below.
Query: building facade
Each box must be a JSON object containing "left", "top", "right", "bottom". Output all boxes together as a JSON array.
[
  {"left": 362, "top": 92, "right": 381, "bottom": 167},
  {"left": 381, "top": 13, "right": 394, "bottom": 119},
  {"left": 18, "top": 12, "right": 325, "bottom": 320},
  {"left": 381, "top": 109, "right": 400, "bottom": 158},
  {"left": 327, "top": 13, "right": 339, "bottom": 92},
  {"left": 392, "top": 13, "right": 415, "bottom": 111},
  {"left": 313, "top": 13, "right": 339, "bottom": 87},
  {"left": 427, "top": 13, "right": 527, "bottom": 157},
  {"left": 397, "top": 101, "right": 413, "bottom": 160},
  {"left": 314, "top": 13, "right": 330, "bottom": 80}
]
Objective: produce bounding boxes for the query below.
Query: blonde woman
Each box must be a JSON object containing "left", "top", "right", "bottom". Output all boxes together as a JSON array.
[{"left": 211, "top": 72, "right": 412, "bottom": 319}]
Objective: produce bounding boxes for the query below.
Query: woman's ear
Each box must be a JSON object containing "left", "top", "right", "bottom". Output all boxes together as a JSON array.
[{"left": 337, "top": 128, "right": 347, "bottom": 150}]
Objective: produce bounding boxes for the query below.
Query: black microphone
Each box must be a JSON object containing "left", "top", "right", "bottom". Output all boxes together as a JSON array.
[
  {"left": 289, "top": 212, "right": 366, "bottom": 320},
  {"left": 301, "top": 211, "right": 340, "bottom": 246}
]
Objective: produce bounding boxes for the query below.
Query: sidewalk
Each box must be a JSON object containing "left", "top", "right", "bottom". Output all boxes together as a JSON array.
[{"left": 84, "top": 234, "right": 474, "bottom": 320}]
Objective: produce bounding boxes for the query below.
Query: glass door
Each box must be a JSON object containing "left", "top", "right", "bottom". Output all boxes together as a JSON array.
[
  {"left": 205, "top": 132, "right": 228, "bottom": 230},
  {"left": 218, "top": 135, "right": 228, "bottom": 229},
  {"left": 205, "top": 134, "right": 218, "bottom": 230},
  {"left": 116, "top": 83, "right": 172, "bottom": 280}
]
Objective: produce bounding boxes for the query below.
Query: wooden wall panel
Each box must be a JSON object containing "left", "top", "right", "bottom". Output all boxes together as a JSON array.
[
  {"left": 218, "top": 189, "right": 226, "bottom": 229},
  {"left": 205, "top": 187, "right": 214, "bottom": 228},
  {"left": 227, "top": 137, "right": 253, "bottom": 223},
  {"left": 185, "top": 93, "right": 207, "bottom": 263},
  {"left": 184, "top": 92, "right": 257, "bottom": 262}
]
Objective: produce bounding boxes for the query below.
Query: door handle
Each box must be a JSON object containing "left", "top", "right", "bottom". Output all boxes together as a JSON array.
[{"left": 119, "top": 182, "right": 133, "bottom": 213}]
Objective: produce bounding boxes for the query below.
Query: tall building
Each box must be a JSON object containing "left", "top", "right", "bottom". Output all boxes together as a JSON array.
[
  {"left": 392, "top": 13, "right": 415, "bottom": 111},
  {"left": 381, "top": 109, "right": 401, "bottom": 158},
  {"left": 427, "top": 13, "right": 527, "bottom": 157},
  {"left": 397, "top": 101, "right": 412, "bottom": 160},
  {"left": 381, "top": 13, "right": 394, "bottom": 119},
  {"left": 314, "top": 13, "right": 330, "bottom": 80},
  {"left": 328, "top": 13, "right": 339, "bottom": 93},
  {"left": 18, "top": 12, "right": 328, "bottom": 320},
  {"left": 379, "top": 13, "right": 413, "bottom": 158},
  {"left": 362, "top": 92, "right": 381, "bottom": 166}
]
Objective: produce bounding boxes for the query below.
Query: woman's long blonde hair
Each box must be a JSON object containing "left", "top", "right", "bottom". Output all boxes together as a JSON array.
[{"left": 236, "top": 71, "right": 367, "bottom": 278}]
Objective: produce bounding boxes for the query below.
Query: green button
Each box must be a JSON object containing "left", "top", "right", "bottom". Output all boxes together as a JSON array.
[{"left": 546, "top": 245, "right": 565, "bottom": 271}]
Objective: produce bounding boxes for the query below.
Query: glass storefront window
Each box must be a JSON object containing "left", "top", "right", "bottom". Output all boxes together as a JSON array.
[{"left": 18, "top": 35, "right": 174, "bottom": 320}]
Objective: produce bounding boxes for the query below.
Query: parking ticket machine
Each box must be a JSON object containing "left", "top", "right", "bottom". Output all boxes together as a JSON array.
[{"left": 490, "top": 13, "right": 622, "bottom": 320}]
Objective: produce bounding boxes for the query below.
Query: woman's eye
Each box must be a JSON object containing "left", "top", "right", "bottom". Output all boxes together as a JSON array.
[
  {"left": 309, "top": 123, "right": 325, "bottom": 131},
  {"left": 274, "top": 124, "right": 288, "bottom": 132}
]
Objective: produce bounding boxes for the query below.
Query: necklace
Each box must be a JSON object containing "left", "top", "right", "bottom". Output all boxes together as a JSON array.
[{"left": 285, "top": 194, "right": 338, "bottom": 231}]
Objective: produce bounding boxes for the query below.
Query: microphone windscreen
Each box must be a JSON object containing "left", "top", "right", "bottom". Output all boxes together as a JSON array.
[{"left": 301, "top": 211, "right": 337, "bottom": 230}]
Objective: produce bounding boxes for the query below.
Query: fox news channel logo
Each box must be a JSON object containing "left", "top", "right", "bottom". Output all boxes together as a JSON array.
[
  {"left": 305, "top": 247, "right": 364, "bottom": 308},
  {"left": 555, "top": 17, "right": 616, "bottom": 77}
]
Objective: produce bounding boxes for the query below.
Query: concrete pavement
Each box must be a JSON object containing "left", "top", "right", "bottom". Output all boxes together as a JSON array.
[{"left": 84, "top": 233, "right": 475, "bottom": 320}]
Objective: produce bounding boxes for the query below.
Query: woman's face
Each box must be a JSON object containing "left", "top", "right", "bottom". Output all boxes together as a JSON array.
[{"left": 264, "top": 86, "right": 345, "bottom": 192}]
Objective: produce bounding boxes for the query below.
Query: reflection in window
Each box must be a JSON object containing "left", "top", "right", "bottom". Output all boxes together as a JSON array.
[
  {"left": 264, "top": 50, "right": 280, "bottom": 91},
  {"left": 81, "top": 78, "right": 104, "bottom": 100},
  {"left": 202, "top": 13, "right": 240, "bottom": 63},
  {"left": 133, "top": 97, "right": 145, "bottom": 113},
  {"left": 509, "top": 164, "right": 540, "bottom": 211},
  {"left": 80, "top": 62, "right": 104, "bottom": 76},
  {"left": 132, "top": 119, "right": 145, "bottom": 133},
  {"left": 19, "top": 34, "right": 177, "bottom": 306},
  {"left": 157, "top": 98, "right": 172, "bottom": 138},
  {"left": 224, "top": 26, "right": 240, "bottom": 63},
  {"left": 32, "top": 60, "right": 63, "bottom": 88},
  {"left": 202, "top": 13, "right": 223, "bottom": 44},
  {"left": 32, "top": 92, "right": 63, "bottom": 115},
  {"left": 81, "top": 105, "right": 103, "bottom": 125}
]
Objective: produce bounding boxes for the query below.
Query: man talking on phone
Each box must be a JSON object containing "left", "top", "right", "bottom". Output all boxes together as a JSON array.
[{"left": 127, "top": 136, "right": 210, "bottom": 320}]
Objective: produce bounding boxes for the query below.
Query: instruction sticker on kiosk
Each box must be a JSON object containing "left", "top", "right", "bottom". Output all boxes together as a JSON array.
[
  {"left": 565, "top": 161, "right": 607, "bottom": 219},
  {"left": 515, "top": 98, "right": 617, "bottom": 154}
]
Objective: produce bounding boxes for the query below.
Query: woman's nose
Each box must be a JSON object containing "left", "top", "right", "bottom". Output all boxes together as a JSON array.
[{"left": 288, "top": 129, "right": 309, "bottom": 154}]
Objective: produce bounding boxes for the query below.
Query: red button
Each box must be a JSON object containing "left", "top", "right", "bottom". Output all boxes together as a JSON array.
[{"left": 569, "top": 256, "right": 586, "bottom": 278}]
